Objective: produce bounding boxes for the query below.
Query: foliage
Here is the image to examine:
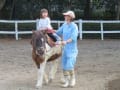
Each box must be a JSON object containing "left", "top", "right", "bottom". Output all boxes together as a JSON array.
[{"left": 0, "top": 0, "right": 119, "bottom": 20}]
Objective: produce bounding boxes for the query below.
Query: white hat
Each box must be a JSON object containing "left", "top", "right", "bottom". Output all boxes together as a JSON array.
[{"left": 63, "top": 11, "right": 75, "bottom": 19}]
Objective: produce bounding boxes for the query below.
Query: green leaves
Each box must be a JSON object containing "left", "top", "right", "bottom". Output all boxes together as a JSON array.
[{"left": 0, "top": 0, "right": 119, "bottom": 20}]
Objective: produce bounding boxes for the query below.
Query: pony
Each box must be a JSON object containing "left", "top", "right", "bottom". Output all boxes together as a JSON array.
[{"left": 31, "top": 30, "right": 62, "bottom": 88}]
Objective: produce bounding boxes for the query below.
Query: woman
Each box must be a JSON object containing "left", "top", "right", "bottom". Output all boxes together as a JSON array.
[{"left": 56, "top": 10, "right": 78, "bottom": 88}]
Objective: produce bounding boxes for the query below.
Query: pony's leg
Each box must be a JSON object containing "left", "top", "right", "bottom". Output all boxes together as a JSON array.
[
  {"left": 36, "top": 50, "right": 52, "bottom": 88},
  {"left": 44, "top": 72, "right": 49, "bottom": 84},
  {"left": 60, "top": 72, "right": 66, "bottom": 84},
  {"left": 49, "top": 60, "right": 58, "bottom": 82},
  {"left": 36, "top": 60, "right": 47, "bottom": 88}
]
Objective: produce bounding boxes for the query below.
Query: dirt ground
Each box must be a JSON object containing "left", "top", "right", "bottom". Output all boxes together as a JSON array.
[{"left": 0, "top": 39, "right": 120, "bottom": 90}]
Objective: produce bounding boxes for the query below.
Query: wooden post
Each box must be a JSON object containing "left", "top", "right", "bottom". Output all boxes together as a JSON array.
[
  {"left": 15, "top": 21, "right": 18, "bottom": 40},
  {"left": 79, "top": 19, "right": 83, "bottom": 40},
  {"left": 100, "top": 21, "right": 104, "bottom": 40}
]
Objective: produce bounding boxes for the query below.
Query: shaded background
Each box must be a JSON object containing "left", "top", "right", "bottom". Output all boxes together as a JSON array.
[{"left": 0, "top": 0, "right": 120, "bottom": 20}]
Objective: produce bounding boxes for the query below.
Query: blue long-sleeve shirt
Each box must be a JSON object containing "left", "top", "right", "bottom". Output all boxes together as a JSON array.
[{"left": 56, "top": 22, "right": 78, "bottom": 57}]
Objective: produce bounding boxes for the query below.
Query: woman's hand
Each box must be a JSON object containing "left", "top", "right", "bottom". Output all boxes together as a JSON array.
[
  {"left": 62, "top": 39, "right": 72, "bottom": 45},
  {"left": 55, "top": 39, "right": 72, "bottom": 45},
  {"left": 55, "top": 41, "right": 67, "bottom": 45},
  {"left": 61, "top": 41, "right": 67, "bottom": 45}
]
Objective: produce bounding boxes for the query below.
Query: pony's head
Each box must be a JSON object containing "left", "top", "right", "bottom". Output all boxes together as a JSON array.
[{"left": 31, "top": 30, "right": 47, "bottom": 56}]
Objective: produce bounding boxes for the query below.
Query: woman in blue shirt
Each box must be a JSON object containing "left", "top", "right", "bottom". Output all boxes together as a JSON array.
[{"left": 56, "top": 11, "right": 78, "bottom": 88}]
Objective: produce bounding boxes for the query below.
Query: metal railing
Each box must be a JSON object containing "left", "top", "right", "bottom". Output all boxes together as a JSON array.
[{"left": 0, "top": 19, "right": 120, "bottom": 40}]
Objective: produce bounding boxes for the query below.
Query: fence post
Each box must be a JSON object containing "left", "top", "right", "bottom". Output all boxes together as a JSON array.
[
  {"left": 36, "top": 19, "right": 39, "bottom": 30},
  {"left": 58, "top": 20, "right": 60, "bottom": 28},
  {"left": 79, "top": 19, "right": 83, "bottom": 40},
  {"left": 100, "top": 21, "right": 104, "bottom": 40},
  {"left": 15, "top": 21, "right": 18, "bottom": 40}
]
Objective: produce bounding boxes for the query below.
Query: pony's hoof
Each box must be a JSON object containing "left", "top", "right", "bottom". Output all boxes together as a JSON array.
[
  {"left": 49, "top": 78, "right": 53, "bottom": 83},
  {"left": 44, "top": 80, "right": 49, "bottom": 85},
  {"left": 36, "top": 84, "right": 42, "bottom": 89}
]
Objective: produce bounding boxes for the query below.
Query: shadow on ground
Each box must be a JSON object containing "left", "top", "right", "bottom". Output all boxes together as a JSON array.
[{"left": 107, "top": 78, "right": 120, "bottom": 90}]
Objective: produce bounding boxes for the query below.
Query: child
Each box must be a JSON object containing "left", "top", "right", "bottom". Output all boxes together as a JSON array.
[{"left": 37, "top": 8, "right": 61, "bottom": 43}]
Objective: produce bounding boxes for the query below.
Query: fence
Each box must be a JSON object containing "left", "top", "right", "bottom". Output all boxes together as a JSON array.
[{"left": 0, "top": 19, "right": 120, "bottom": 40}]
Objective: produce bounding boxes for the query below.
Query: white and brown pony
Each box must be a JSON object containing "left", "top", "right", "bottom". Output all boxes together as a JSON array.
[{"left": 31, "top": 30, "right": 62, "bottom": 88}]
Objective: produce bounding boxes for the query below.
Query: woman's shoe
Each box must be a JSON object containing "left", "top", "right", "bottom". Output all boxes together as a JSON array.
[
  {"left": 69, "top": 77, "right": 76, "bottom": 87},
  {"left": 61, "top": 76, "right": 70, "bottom": 88}
]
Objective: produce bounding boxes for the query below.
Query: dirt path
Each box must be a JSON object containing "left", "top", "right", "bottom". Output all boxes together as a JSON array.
[{"left": 0, "top": 39, "right": 120, "bottom": 90}]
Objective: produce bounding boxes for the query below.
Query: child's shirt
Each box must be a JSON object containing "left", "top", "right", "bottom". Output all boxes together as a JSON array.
[{"left": 38, "top": 17, "right": 53, "bottom": 30}]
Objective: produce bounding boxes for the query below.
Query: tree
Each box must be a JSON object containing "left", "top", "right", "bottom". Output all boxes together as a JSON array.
[
  {"left": 0, "top": 0, "right": 119, "bottom": 20},
  {"left": 0, "top": 0, "right": 6, "bottom": 18},
  {"left": 0, "top": 0, "right": 6, "bottom": 10},
  {"left": 84, "top": 0, "right": 91, "bottom": 19},
  {"left": 101, "top": 0, "right": 120, "bottom": 20},
  {"left": 115, "top": 0, "right": 120, "bottom": 20},
  {"left": 9, "top": 0, "right": 15, "bottom": 19}
]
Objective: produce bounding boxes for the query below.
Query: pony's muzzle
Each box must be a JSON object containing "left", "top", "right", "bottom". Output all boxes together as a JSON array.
[{"left": 36, "top": 47, "right": 45, "bottom": 56}]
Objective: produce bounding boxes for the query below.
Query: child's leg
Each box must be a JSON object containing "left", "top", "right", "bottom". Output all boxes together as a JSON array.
[
  {"left": 47, "top": 33, "right": 57, "bottom": 42},
  {"left": 53, "top": 33, "right": 61, "bottom": 41}
]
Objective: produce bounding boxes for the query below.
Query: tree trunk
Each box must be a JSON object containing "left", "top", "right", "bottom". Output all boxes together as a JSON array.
[
  {"left": 9, "top": 0, "right": 15, "bottom": 20},
  {"left": 0, "top": 0, "right": 6, "bottom": 18},
  {"left": 84, "top": 0, "right": 91, "bottom": 19},
  {"left": 116, "top": 1, "right": 120, "bottom": 20},
  {"left": 28, "top": 1, "right": 33, "bottom": 19},
  {"left": 0, "top": 0, "right": 6, "bottom": 10}
]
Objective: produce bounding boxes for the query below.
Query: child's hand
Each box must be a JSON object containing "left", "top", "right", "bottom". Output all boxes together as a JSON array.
[
  {"left": 52, "top": 30, "right": 56, "bottom": 33},
  {"left": 47, "top": 29, "right": 55, "bottom": 33}
]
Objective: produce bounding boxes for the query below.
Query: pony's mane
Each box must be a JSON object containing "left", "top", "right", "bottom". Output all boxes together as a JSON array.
[
  {"left": 33, "top": 30, "right": 47, "bottom": 39},
  {"left": 31, "top": 30, "right": 47, "bottom": 49}
]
